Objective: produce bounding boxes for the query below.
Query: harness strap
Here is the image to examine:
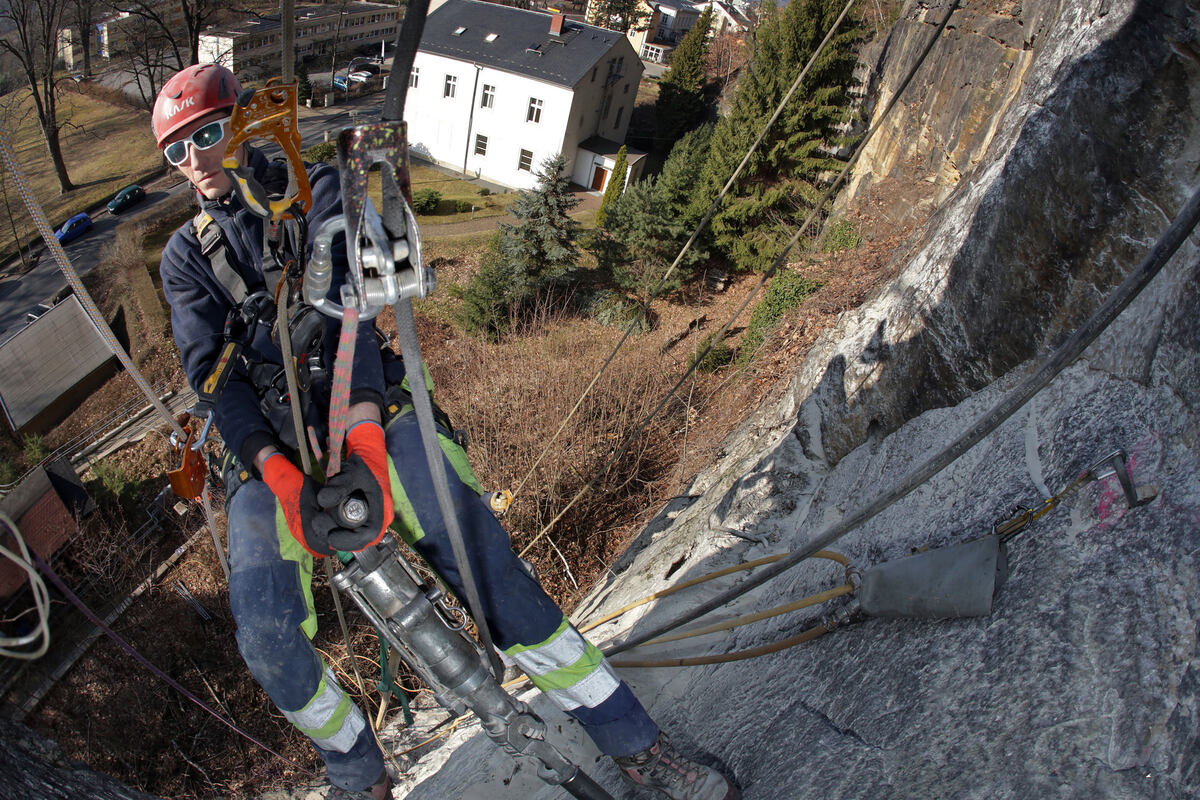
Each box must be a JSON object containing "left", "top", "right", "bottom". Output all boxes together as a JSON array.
[
  {"left": 196, "top": 211, "right": 249, "bottom": 304},
  {"left": 194, "top": 210, "right": 285, "bottom": 304}
]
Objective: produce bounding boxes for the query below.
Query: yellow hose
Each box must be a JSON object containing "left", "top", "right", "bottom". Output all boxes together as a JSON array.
[
  {"left": 578, "top": 550, "right": 849, "bottom": 636},
  {"left": 642, "top": 583, "right": 854, "bottom": 646},
  {"left": 611, "top": 623, "right": 831, "bottom": 668}
]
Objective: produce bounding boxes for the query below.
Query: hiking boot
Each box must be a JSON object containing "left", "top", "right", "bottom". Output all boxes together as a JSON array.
[
  {"left": 614, "top": 733, "right": 740, "bottom": 800},
  {"left": 325, "top": 769, "right": 392, "bottom": 800}
]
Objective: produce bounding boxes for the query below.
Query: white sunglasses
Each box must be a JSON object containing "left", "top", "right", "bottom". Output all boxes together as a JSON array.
[{"left": 164, "top": 119, "right": 229, "bottom": 166}]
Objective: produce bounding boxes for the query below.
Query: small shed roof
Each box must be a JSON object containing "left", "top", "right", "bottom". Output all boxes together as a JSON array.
[{"left": 0, "top": 296, "right": 115, "bottom": 432}]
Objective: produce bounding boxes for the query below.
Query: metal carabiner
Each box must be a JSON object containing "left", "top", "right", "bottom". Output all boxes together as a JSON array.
[
  {"left": 222, "top": 78, "right": 313, "bottom": 221},
  {"left": 305, "top": 120, "right": 434, "bottom": 321}
]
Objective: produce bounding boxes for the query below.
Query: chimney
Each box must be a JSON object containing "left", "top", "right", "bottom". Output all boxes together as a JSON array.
[{"left": 550, "top": 11, "right": 564, "bottom": 36}]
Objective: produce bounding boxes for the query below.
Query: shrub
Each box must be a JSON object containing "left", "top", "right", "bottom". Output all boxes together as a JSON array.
[
  {"left": 689, "top": 331, "right": 734, "bottom": 373},
  {"left": 478, "top": 187, "right": 491, "bottom": 196},
  {"left": 0, "top": 460, "right": 19, "bottom": 486},
  {"left": 739, "top": 270, "right": 823, "bottom": 362},
  {"left": 821, "top": 218, "right": 861, "bottom": 252},
  {"left": 22, "top": 434, "right": 49, "bottom": 465},
  {"left": 589, "top": 290, "right": 651, "bottom": 332},
  {"left": 302, "top": 141, "right": 337, "bottom": 163},
  {"left": 412, "top": 188, "right": 442, "bottom": 214},
  {"left": 455, "top": 199, "right": 474, "bottom": 213}
]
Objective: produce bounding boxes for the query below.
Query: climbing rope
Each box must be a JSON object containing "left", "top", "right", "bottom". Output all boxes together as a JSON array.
[
  {"left": 518, "top": 0, "right": 961, "bottom": 559},
  {"left": 28, "top": 546, "right": 317, "bottom": 775},
  {"left": 604, "top": 180, "right": 1200, "bottom": 657},
  {"left": 0, "top": 513, "right": 51, "bottom": 661},
  {"left": 505, "top": 0, "right": 863, "bottom": 514},
  {"left": 0, "top": 128, "right": 230, "bottom": 580}
]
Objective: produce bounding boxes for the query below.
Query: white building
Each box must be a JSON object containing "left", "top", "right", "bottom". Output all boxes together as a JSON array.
[
  {"left": 406, "top": 0, "right": 646, "bottom": 191},
  {"left": 199, "top": 2, "right": 400, "bottom": 78}
]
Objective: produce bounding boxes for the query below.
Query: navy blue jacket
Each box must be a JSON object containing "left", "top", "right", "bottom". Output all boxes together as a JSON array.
[{"left": 160, "top": 147, "right": 385, "bottom": 470}]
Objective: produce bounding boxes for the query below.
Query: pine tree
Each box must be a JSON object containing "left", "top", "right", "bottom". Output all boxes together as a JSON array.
[
  {"left": 595, "top": 145, "right": 627, "bottom": 229},
  {"left": 694, "top": 0, "right": 864, "bottom": 272},
  {"left": 588, "top": 0, "right": 648, "bottom": 34},
  {"left": 457, "top": 155, "right": 580, "bottom": 337},
  {"left": 655, "top": 7, "right": 713, "bottom": 151},
  {"left": 296, "top": 61, "right": 313, "bottom": 104}
]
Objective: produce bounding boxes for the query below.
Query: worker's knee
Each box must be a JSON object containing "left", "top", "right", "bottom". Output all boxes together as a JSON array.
[{"left": 230, "top": 561, "right": 322, "bottom": 709}]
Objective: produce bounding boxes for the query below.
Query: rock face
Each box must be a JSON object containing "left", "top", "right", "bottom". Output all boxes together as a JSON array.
[
  {"left": 0, "top": 719, "right": 161, "bottom": 799},
  {"left": 390, "top": 0, "right": 1200, "bottom": 798}
]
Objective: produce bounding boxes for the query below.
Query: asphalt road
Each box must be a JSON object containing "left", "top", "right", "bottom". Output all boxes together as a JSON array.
[{"left": 0, "top": 91, "right": 390, "bottom": 345}]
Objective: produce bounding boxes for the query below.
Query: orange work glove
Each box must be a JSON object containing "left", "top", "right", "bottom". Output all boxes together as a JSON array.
[{"left": 261, "top": 453, "right": 338, "bottom": 557}]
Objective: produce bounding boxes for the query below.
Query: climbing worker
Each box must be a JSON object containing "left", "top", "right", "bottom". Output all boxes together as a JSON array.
[{"left": 152, "top": 63, "right": 738, "bottom": 800}]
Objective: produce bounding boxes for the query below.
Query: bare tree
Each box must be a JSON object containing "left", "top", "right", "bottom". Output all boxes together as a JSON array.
[
  {"left": 68, "top": 0, "right": 97, "bottom": 77},
  {"left": 109, "top": 0, "right": 223, "bottom": 67},
  {"left": 110, "top": 13, "right": 179, "bottom": 110},
  {"left": 0, "top": 0, "right": 75, "bottom": 194}
]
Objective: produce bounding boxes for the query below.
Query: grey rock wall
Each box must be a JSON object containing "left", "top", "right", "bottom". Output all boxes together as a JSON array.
[
  {"left": 567, "top": 0, "right": 1200, "bottom": 798},
  {"left": 0, "top": 718, "right": 162, "bottom": 799}
]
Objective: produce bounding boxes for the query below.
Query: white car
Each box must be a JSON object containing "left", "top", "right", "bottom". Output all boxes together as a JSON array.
[{"left": 348, "top": 71, "right": 372, "bottom": 84}]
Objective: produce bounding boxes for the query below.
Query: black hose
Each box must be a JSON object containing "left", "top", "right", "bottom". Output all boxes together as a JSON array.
[
  {"left": 381, "top": 0, "right": 431, "bottom": 122},
  {"left": 604, "top": 183, "right": 1200, "bottom": 658}
]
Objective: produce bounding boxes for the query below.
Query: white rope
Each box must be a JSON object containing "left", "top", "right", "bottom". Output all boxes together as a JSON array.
[
  {"left": 0, "top": 512, "right": 51, "bottom": 660},
  {"left": 0, "top": 128, "right": 230, "bottom": 579}
]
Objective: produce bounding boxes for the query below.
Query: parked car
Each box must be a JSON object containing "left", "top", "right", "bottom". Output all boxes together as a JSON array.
[
  {"left": 107, "top": 183, "right": 146, "bottom": 214},
  {"left": 55, "top": 213, "right": 92, "bottom": 244},
  {"left": 333, "top": 76, "right": 350, "bottom": 90},
  {"left": 348, "top": 71, "right": 372, "bottom": 84}
]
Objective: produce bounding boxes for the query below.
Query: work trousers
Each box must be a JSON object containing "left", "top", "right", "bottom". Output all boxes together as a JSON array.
[{"left": 226, "top": 411, "right": 659, "bottom": 792}]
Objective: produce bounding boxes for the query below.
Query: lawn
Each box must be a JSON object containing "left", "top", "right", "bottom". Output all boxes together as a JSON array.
[
  {"left": 0, "top": 85, "right": 163, "bottom": 267},
  {"left": 358, "top": 162, "right": 520, "bottom": 225}
]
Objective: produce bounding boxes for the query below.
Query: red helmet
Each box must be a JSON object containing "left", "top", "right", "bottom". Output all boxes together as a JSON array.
[{"left": 152, "top": 64, "right": 242, "bottom": 148}]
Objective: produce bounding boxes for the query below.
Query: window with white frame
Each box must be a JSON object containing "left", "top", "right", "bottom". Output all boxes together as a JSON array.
[
  {"left": 481, "top": 84, "right": 495, "bottom": 108},
  {"left": 526, "top": 97, "right": 543, "bottom": 123},
  {"left": 409, "top": 67, "right": 419, "bottom": 88},
  {"left": 444, "top": 74, "right": 456, "bottom": 98},
  {"left": 474, "top": 133, "right": 488, "bottom": 156},
  {"left": 518, "top": 149, "right": 533, "bottom": 171}
]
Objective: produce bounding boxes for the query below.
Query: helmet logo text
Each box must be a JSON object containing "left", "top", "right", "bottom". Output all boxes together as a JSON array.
[{"left": 166, "top": 96, "right": 196, "bottom": 118}]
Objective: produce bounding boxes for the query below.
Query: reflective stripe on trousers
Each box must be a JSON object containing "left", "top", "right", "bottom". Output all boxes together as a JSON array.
[
  {"left": 284, "top": 666, "right": 368, "bottom": 753},
  {"left": 506, "top": 616, "right": 621, "bottom": 711}
]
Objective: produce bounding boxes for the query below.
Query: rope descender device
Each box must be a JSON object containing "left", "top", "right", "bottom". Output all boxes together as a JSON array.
[
  {"left": 167, "top": 413, "right": 207, "bottom": 500},
  {"left": 222, "top": 78, "right": 313, "bottom": 221},
  {"left": 305, "top": 120, "right": 433, "bottom": 322}
]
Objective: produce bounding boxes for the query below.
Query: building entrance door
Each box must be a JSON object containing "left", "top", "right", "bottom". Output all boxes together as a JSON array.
[{"left": 591, "top": 165, "right": 609, "bottom": 191}]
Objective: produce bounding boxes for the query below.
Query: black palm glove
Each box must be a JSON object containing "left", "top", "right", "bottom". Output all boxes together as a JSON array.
[{"left": 316, "top": 455, "right": 388, "bottom": 552}]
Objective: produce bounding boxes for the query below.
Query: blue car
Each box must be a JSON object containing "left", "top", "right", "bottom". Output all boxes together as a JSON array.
[
  {"left": 107, "top": 184, "right": 146, "bottom": 214},
  {"left": 55, "top": 213, "right": 92, "bottom": 244},
  {"left": 333, "top": 76, "right": 349, "bottom": 90}
]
